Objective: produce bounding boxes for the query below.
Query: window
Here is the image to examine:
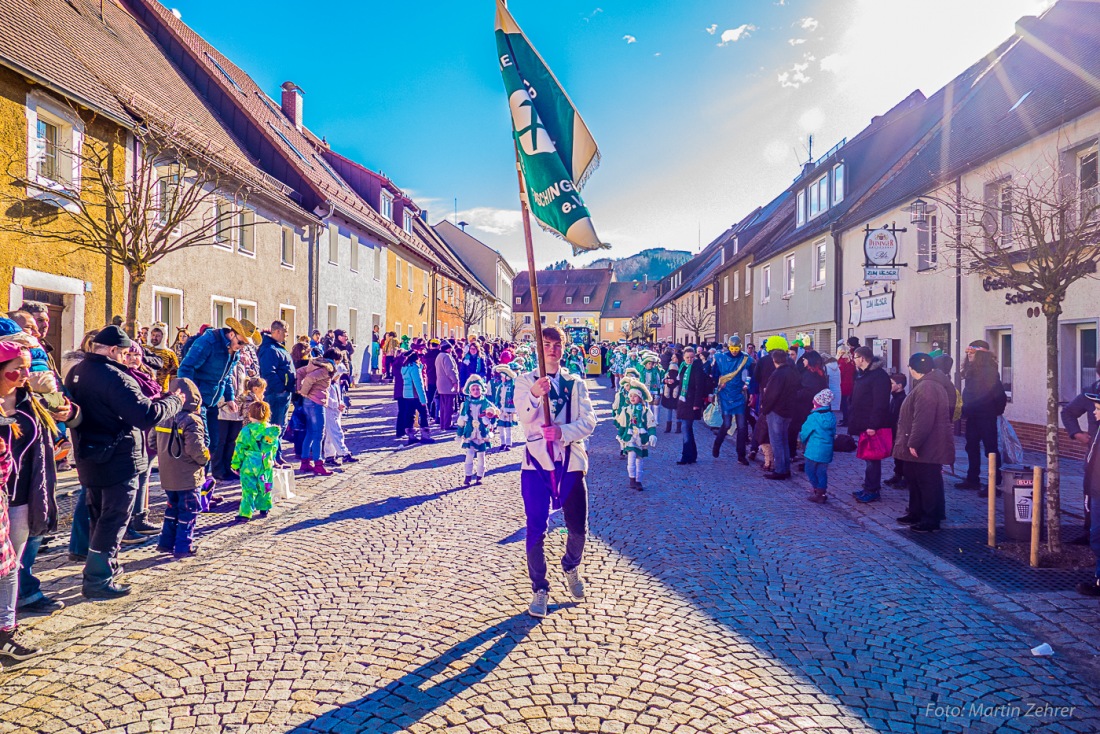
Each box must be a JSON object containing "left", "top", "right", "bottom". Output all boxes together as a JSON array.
[
  {"left": 328, "top": 226, "right": 339, "bottom": 264},
  {"left": 809, "top": 175, "right": 828, "bottom": 218},
  {"left": 279, "top": 306, "right": 296, "bottom": 337},
  {"left": 422, "top": 321, "right": 428, "bottom": 336},
  {"left": 205, "top": 52, "right": 244, "bottom": 93},
  {"left": 350, "top": 235, "right": 360, "bottom": 272},
  {"left": 733, "top": 271, "right": 740, "bottom": 301},
  {"left": 268, "top": 123, "right": 311, "bottom": 165},
  {"left": 515, "top": 297, "right": 522, "bottom": 305},
  {"left": 153, "top": 287, "right": 183, "bottom": 340},
  {"left": 606, "top": 320, "right": 615, "bottom": 332},
  {"left": 281, "top": 226, "right": 295, "bottom": 267},
  {"left": 762, "top": 265, "right": 770, "bottom": 302},
  {"left": 212, "top": 297, "right": 233, "bottom": 328},
  {"left": 36, "top": 119, "right": 59, "bottom": 182},
  {"left": 380, "top": 191, "right": 394, "bottom": 220},
  {"left": 436, "top": 319, "right": 442, "bottom": 336},
  {"left": 407, "top": 263, "right": 414, "bottom": 291},
  {"left": 327, "top": 305, "right": 338, "bottom": 331},
  {"left": 537, "top": 296, "right": 542, "bottom": 305},
  {"left": 315, "top": 154, "right": 349, "bottom": 191},
  {"left": 565, "top": 296, "right": 573, "bottom": 305},
  {"left": 1077, "top": 325, "right": 1098, "bottom": 396},
  {"left": 237, "top": 210, "right": 255, "bottom": 255},
  {"left": 424, "top": 272, "right": 430, "bottom": 295},
  {"left": 404, "top": 210, "right": 414, "bottom": 233},
  {"left": 833, "top": 163, "right": 845, "bottom": 204},
  {"left": 395, "top": 257, "right": 402, "bottom": 287},
  {"left": 583, "top": 296, "right": 590, "bottom": 304},
  {"left": 1079, "top": 147, "right": 1098, "bottom": 222},
  {"left": 814, "top": 240, "right": 827, "bottom": 285},
  {"left": 237, "top": 301, "right": 256, "bottom": 325},
  {"left": 784, "top": 254, "right": 795, "bottom": 294},
  {"left": 214, "top": 200, "right": 235, "bottom": 248},
  {"left": 407, "top": 324, "right": 414, "bottom": 337},
  {"left": 154, "top": 166, "right": 180, "bottom": 227},
  {"left": 996, "top": 330, "right": 1013, "bottom": 401},
  {"left": 373, "top": 246, "right": 382, "bottom": 280},
  {"left": 395, "top": 321, "right": 401, "bottom": 336},
  {"left": 917, "top": 215, "right": 938, "bottom": 271},
  {"left": 797, "top": 190, "right": 806, "bottom": 227},
  {"left": 349, "top": 309, "right": 358, "bottom": 344},
  {"left": 27, "top": 97, "right": 83, "bottom": 207},
  {"left": 613, "top": 300, "right": 622, "bottom": 308},
  {"left": 540, "top": 315, "right": 546, "bottom": 324},
  {"left": 985, "top": 179, "right": 1013, "bottom": 248},
  {"left": 524, "top": 315, "right": 532, "bottom": 325},
  {"left": 723, "top": 276, "right": 729, "bottom": 304},
  {"left": 745, "top": 266, "right": 751, "bottom": 295}
]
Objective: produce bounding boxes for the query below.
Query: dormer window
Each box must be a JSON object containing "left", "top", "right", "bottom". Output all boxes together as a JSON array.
[
  {"left": 797, "top": 190, "right": 806, "bottom": 227},
  {"left": 613, "top": 300, "right": 621, "bottom": 308},
  {"left": 565, "top": 296, "right": 573, "bottom": 304},
  {"left": 833, "top": 163, "right": 845, "bottom": 204},
  {"left": 583, "top": 296, "right": 590, "bottom": 304},
  {"left": 403, "top": 210, "right": 413, "bottom": 233},
  {"left": 380, "top": 191, "right": 394, "bottom": 220}
]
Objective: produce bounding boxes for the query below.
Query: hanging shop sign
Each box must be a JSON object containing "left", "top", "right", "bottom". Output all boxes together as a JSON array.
[
  {"left": 849, "top": 291, "right": 895, "bottom": 326},
  {"left": 864, "top": 266, "right": 900, "bottom": 282},
  {"left": 864, "top": 227, "right": 899, "bottom": 265}
]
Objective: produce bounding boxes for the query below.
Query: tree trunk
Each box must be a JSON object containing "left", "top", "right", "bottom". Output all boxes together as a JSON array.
[
  {"left": 1045, "top": 310, "right": 1061, "bottom": 554},
  {"left": 126, "top": 271, "right": 145, "bottom": 339}
]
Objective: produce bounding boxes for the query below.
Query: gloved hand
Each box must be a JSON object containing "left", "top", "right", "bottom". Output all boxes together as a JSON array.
[{"left": 648, "top": 436, "right": 657, "bottom": 447}]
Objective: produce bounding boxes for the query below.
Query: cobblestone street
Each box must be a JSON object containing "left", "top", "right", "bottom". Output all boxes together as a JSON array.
[{"left": 2, "top": 379, "right": 1100, "bottom": 733}]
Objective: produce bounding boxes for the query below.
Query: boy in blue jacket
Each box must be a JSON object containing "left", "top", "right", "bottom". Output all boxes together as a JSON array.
[{"left": 800, "top": 389, "right": 837, "bottom": 504}]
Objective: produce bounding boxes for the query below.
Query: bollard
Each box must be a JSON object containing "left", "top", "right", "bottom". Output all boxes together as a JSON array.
[
  {"left": 987, "top": 453, "right": 996, "bottom": 547},
  {"left": 1030, "top": 465, "right": 1042, "bottom": 568}
]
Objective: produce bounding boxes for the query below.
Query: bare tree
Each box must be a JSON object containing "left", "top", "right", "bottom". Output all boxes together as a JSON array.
[
  {"left": 0, "top": 106, "right": 260, "bottom": 335},
  {"left": 673, "top": 290, "right": 716, "bottom": 344},
  {"left": 459, "top": 290, "right": 492, "bottom": 338},
  {"left": 619, "top": 322, "right": 631, "bottom": 341},
  {"left": 507, "top": 315, "right": 526, "bottom": 343},
  {"left": 940, "top": 161, "right": 1100, "bottom": 554}
]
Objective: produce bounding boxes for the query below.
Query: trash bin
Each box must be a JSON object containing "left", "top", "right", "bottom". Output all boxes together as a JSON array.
[{"left": 1001, "top": 464, "right": 1046, "bottom": 542}]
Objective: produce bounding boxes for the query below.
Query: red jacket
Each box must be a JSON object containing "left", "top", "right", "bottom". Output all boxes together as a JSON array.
[{"left": 838, "top": 356, "right": 856, "bottom": 396}]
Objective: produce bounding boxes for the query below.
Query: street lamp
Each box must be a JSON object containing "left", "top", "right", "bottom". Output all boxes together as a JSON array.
[{"left": 909, "top": 198, "right": 929, "bottom": 225}]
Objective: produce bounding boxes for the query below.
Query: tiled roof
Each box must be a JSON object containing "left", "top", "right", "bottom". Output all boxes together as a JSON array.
[
  {"left": 513, "top": 268, "right": 613, "bottom": 313},
  {"left": 409, "top": 215, "right": 489, "bottom": 295},
  {"left": 601, "top": 281, "right": 657, "bottom": 318},
  {"left": 126, "top": 0, "right": 399, "bottom": 239},
  {"left": 0, "top": 0, "right": 129, "bottom": 122},
  {"left": 842, "top": 0, "right": 1100, "bottom": 227}
]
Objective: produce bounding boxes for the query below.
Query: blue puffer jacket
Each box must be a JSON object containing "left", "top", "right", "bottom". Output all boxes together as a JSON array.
[
  {"left": 177, "top": 327, "right": 239, "bottom": 408},
  {"left": 257, "top": 334, "right": 294, "bottom": 398},
  {"left": 711, "top": 350, "right": 752, "bottom": 414},
  {"left": 799, "top": 406, "right": 837, "bottom": 464}
]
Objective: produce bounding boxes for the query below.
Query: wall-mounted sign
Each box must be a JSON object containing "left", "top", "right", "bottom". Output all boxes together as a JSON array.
[
  {"left": 864, "top": 227, "right": 899, "bottom": 266},
  {"left": 849, "top": 291, "right": 895, "bottom": 326},
  {"left": 864, "top": 266, "right": 900, "bottom": 282}
]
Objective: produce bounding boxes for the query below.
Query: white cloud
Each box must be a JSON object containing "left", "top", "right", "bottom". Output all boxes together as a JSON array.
[
  {"left": 705, "top": 24, "right": 718, "bottom": 35},
  {"left": 798, "top": 107, "right": 825, "bottom": 133},
  {"left": 654, "top": 52, "right": 662, "bottom": 57},
  {"left": 788, "top": 38, "right": 806, "bottom": 46},
  {"left": 778, "top": 61, "right": 811, "bottom": 88},
  {"left": 800, "top": 17, "right": 819, "bottom": 31},
  {"left": 453, "top": 207, "right": 523, "bottom": 236},
  {"left": 623, "top": 34, "right": 637, "bottom": 44},
  {"left": 718, "top": 24, "right": 756, "bottom": 46}
]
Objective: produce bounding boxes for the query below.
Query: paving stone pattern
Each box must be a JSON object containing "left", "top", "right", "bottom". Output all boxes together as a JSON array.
[{"left": 1, "top": 380, "right": 1099, "bottom": 733}]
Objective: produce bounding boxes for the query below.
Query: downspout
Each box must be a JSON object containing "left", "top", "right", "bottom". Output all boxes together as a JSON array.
[
  {"left": 313, "top": 201, "right": 335, "bottom": 333},
  {"left": 832, "top": 222, "right": 842, "bottom": 350},
  {"left": 954, "top": 175, "right": 963, "bottom": 402}
]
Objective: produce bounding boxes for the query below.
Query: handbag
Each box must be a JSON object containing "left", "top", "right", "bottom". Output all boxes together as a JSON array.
[
  {"left": 703, "top": 401, "right": 723, "bottom": 429},
  {"left": 856, "top": 428, "right": 893, "bottom": 461},
  {"left": 272, "top": 467, "right": 296, "bottom": 500}
]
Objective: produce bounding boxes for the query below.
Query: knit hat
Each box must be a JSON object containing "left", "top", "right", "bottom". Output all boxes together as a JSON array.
[
  {"left": 492, "top": 363, "right": 517, "bottom": 380},
  {"left": 909, "top": 353, "right": 934, "bottom": 374},
  {"left": 0, "top": 318, "right": 40, "bottom": 350},
  {"left": 499, "top": 349, "right": 514, "bottom": 364},
  {"left": 0, "top": 341, "right": 23, "bottom": 364},
  {"left": 463, "top": 374, "right": 489, "bottom": 396},
  {"left": 813, "top": 388, "right": 834, "bottom": 408},
  {"left": 93, "top": 325, "right": 132, "bottom": 348},
  {"left": 623, "top": 378, "right": 652, "bottom": 403}
]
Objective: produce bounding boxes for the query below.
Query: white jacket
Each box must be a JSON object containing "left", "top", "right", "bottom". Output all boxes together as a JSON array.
[{"left": 514, "top": 367, "right": 597, "bottom": 473}]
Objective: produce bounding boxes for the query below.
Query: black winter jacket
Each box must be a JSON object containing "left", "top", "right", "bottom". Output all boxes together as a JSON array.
[
  {"left": 961, "top": 359, "right": 1006, "bottom": 418},
  {"left": 848, "top": 359, "right": 892, "bottom": 435},
  {"left": 676, "top": 361, "right": 712, "bottom": 420},
  {"left": 65, "top": 353, "right": 183, "bottom": 488},
  {"left": 762, "top": 363, "right": 802, "bottom": 419},
  {"left": 257, "top": 334, "right": 295, "bottom": 399}
]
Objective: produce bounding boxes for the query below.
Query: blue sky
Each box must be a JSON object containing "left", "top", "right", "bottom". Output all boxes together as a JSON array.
[{"left": 170, "top": 0, "right": 1049, "bottom": 268}]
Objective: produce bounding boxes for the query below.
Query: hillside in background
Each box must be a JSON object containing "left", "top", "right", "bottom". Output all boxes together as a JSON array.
[{"left": 545, "top": 248, "right": 693, "bottom": 282}]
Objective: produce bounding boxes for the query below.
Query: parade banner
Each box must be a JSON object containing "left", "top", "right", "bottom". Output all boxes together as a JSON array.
[{"left": 495, "top": 0, "right": 608, "bottom": 254}]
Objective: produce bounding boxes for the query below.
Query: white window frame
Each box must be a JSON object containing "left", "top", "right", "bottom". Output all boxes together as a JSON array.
[
  {"left": 733, "top": 270, "right": 740, "bottom": 301},
  {"left": 1078, "top": 145, "right": 1098, "bottom": 222},
  {"left": 583, "top": 296, "right": 590, "bottom": 304},
  {"left": 565, "top": 296, "right": 573, "bottom": 305},
  {"left": 745, "top": 266, "right": 751, "bottom": 295},
  {"left": 987, "top": 326, "right": 1014, "bottom": 402},
  {"left": 278, "top": 304, "right": 296, "bottom": 338},
  {"left": 349, "top": 308, "right": 359, "bottom": 345},
  {"left": 833, "top": 163, "right": 845, "bottom": 204},
  {"left": 281, "top": 226, "right": 296, "bottom": 269},
  {"left": 328, "top": 225, "right": 340, "bottom": 265},
  {"left": 350, "top": 234, "right": 360, "bottom": 272},
  {"left": 796, "top": 190, "right": 806, "bottom": 227},
  {"left": 211, "top": 295, "right": 234, "bottom": 328},
  {"left": 917, "top": 215, "right": 939, "bottom": 271},
  {"left": 515, "top": 296, "right": 522, "bottom": 306},
  {"left": 237, "top": 208, "right": 256, "bottom": 257},
  {"left": 214, "top": 199, "right": 237, "bottom": 249},
  {"left": 395, "top": 321, "right": 402, "bottom": 336},
  {"left": 380, "top": 191, "right": 394, "bottom": 221},
  {"left": 722, "top": 275, "right": 729, "bottom": 304},
  {"left": 784, "top": 254, "right": 795, "bottom": 295},
  {"left": 25, "top": 92, "right": 84, "bottom": 211},
  {"left": 404, "top": 210, "right": 414, "bottom": 234},
  {"left": 524, "top": 315, "right": 532, "bottom": 325},
  {"left": 395, "top": 256, "right": 403, "bottom": 287},
  {"left": 236, "top": 299, "right": 257, "bottom": 325},
  {"left": 436, "top": 319, "right": 442, "bottom": 336},
  {"left": 374, "top": 245, "right": 383, "bottom": 281},
  {"left": 151, "top": 286, "right": 184, "bottom": 341},
  {"left": 761, "top": 265, "right": 770, "bottom": 303},
  {"left": 813, "top": 240, "right": 827, "bottom": 287},
  {"left": 407, "top": 263, "right": 414, "bottom": 292},
  {"left": 424, "top": 271, "right": 430, "bottom": 295},
  {"left": 327, "top": 304, "right": 338, "bottom": 331}
]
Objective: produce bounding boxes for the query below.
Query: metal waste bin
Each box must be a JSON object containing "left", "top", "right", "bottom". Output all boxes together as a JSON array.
[{"left": 1001, "top": 464, "right": 1045, "bottom": 541}]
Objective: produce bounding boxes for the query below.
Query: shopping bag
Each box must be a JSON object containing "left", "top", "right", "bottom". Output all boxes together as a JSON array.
[
  {"left": 272, "top": 467, "right": 296, "bottom": 500},
  {"left": 856, "top": 428, "right": 893, "bottom": 461},
  {"left": 703, "top": 402, "right": 723, "bottom": 429},
  {"left": 998, "top": 416, "right": 1024, "bottom": 465}
]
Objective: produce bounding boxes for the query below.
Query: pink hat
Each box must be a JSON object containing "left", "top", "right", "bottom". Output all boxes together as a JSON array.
[
  {"left": 0, "top": 341, "right": 24, "bottom": 364},
  {"left": 500, "top": 349, "right": 514, "bottom": 364}
]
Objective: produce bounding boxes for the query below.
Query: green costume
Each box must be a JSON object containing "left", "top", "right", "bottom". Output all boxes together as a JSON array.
[
  {"left": 231, "top": 421, "right": 280, "bottom": 519},
  {"left": 615, "top": 401, "right": 658, "bottom": 458}
]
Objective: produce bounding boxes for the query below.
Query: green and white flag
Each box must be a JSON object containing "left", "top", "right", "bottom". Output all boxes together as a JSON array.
[{"left": 496, "top": 0, "right": 608, "bottom": 254}]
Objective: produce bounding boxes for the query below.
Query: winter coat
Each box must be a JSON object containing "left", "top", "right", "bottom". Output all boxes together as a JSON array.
[
  {"left": 794, "top": 369, "right": 829, "bottom": 426},
  {"left": 436, "top": 352, "right": 461, "bottom": 395},
  {"left": 65, "top": 352, "right": 183, "bottom": 488},
  {"left": 459, "top": 353, "right": 489, "bottom": 387},
  {"left": 750, "top": 352, "right": 777, "bottom": 399},
  {"left": 391, "top": 353, "right": 406, "bottom": 400},
  {"left": 257, "top": 334, "right": 295, "bottom": 399},
  {"left": 676, "top": 361, "right": 712, "bottom": 421},
  {"left": 711, "top": 351, "right": 752, "bottom": 415},
  {"left": 889, "top": 390, "right": 906, "bottom": 433},
  {"left": 4, "top": 387, "right": 58, "bottom": 536},
  {"left": 838, "top": 356, "right": 856, "bottom": 397},
  {"left": 1063, "top": 379, "right": 1100, "bottom": 440},
  {"left": 514, "top": 370, "right": 597, "bottom": 473},
  {"left": 155, "top": 379, "right": 209, "bottom": 491},
  {"left": 761, "top": 363, "right": 801, "bottom": 419},
  {"left": 424, "top": 348, "right": 441, "bottom": 387},
  {"left": 848, "top": 359, "right": 892, "bottom": 435},
  {"left": 961, "top": 358, "right": 1007, "bottom": 418},
  {"left": 296, "top": 359, "right": 333, "bottom": 406},
  {"left": 1086, "top": 429, "right": 1100, "bottom": 502},
  {"left": 402, "top": 363, "right": 427, "bottom": 404},
  {"left": 177, "top": 327, "right": 240, "bottom": 408},
  {"left": 660, "top": 372, "right": 681, "bottom": 410},
  {"left": 825, "top": 363, "right": 842, "bottom": 411},
  {"left": 799, "top": 406, "right": 837, "bottom": 464},
  {"left": 892, "top": 370, "right": 955, "bottom": 466}
]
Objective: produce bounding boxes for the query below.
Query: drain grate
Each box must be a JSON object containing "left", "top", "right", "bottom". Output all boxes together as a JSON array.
[{"left": 897, "top": 526, "right": 1091, "bottom": 593}]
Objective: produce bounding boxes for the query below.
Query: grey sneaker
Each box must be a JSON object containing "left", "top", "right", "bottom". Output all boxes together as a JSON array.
[
  {"left": 563, "top": 567, "right": 585, "bottom": 600},
  {"left": 528, "top": 589, "right": 549, "bottom": 618}
]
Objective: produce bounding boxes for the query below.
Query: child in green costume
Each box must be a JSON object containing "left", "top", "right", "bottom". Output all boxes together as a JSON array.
[
  {"left": 615, "top": 379, "right": 657, "bottom": 490},
  {"left": 231, "top": 401, "right": 280, "bottom": 522}
]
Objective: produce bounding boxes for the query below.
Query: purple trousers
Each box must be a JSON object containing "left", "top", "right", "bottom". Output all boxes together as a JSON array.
[{"left": 521, "top": 465, "right": 587, "bottom": 592}]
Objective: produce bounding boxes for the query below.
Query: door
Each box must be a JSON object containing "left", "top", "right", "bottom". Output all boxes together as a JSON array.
[{"left": 20, "top": 287, "right": 65, "bottom": 356}]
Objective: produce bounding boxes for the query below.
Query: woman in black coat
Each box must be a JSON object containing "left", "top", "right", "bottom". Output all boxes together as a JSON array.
[
  {"left": 675, "top": 347, "right": 713, "bottom": 465},
  {"left": 790, "top": 350, "right": 828, "bottom": 459}
]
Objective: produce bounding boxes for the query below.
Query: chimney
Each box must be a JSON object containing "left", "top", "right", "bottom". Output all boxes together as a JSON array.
[
  {"left": 280, "top": 82, "right": 304, "bottom": 130},
  {"left": 420, "top": 209, "right": 429, "bottom": 223}
]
